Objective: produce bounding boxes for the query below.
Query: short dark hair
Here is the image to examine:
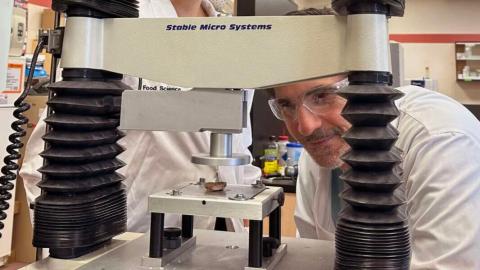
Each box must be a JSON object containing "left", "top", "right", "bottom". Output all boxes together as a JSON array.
[
  {"left": 266, "top": 8, "right": 337, "bottom": 98},
  {"left": 285, "top": 7, "right": 337, "bottom": 16},
  {"left": 266, "top": 88, "right": 275, "bottom": 98}
]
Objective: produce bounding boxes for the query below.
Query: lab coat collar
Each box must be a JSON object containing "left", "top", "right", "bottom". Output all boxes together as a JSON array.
[
  {"left": 142, "top": 0, "right": 219, "bottom": 18},
  {"left": 202, "top": 0, "right": 220, "bottom": 17}
]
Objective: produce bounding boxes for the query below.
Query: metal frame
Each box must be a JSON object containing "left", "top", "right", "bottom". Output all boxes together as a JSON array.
[
  {"left": 21, "top": 230, "right": 334, "bottom": 270},
  {"left": 120, "top": 88, "right": 246, "bottom": 132},
  {"left": 148, "top": 185, "right": 284, "bottom": 269},
  {"left": 148, "top": 184, "right": 283, "bottom": 220},
  {"left": 60, "top": 14, "right": 390, "bottom": 89}
]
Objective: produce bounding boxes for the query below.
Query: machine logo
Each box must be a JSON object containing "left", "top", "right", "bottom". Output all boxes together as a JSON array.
[{"left": 165, "top": 23, "right": 273, "bottom": 31}]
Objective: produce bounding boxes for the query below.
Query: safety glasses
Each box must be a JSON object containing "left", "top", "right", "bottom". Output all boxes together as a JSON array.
[{"left": 268, "top": 79, "right": 349, "bottom": 121}]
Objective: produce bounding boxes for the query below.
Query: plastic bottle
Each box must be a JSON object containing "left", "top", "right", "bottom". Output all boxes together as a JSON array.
[
  {"left": 263, "top": 156, "right": 278, "bottom": 176},
  {"left": 424, "top": 66, "right": 430, "bottom": 80},
  {"left": 262, "top": 136, "right": 278, "bottom": 176},
  {"left": 463, "top": 65, "right": 471, "bottom": 80},
  {"left": 264, "top": 136, "right": 278, "bottom": 158},
  {"left": 276, "top": 135, "right": 289, "bottom": 175},
  {"left": 465, "top": 45, "right": 473, "bottom": 58},
  {"left": 286, "top": 142, "right": 303, "bottom": 165}
]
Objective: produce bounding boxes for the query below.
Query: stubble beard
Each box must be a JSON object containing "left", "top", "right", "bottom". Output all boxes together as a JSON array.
[{"left": 303, "top": 128, "right": 350, "bottom": 169}]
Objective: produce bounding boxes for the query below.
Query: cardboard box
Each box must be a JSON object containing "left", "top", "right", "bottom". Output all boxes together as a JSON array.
[
  {"left": 41, "top": 9, "right": 65, "bottom": 29},
  {"left": 42, "top": 52, "right": 52, "bottom": 76},
  {"left": 41, "top": 9, "right": 55, "bottom": 29}
]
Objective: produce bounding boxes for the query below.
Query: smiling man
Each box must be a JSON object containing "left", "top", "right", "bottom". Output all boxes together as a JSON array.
[
  {"left": 269, "top": 74, "right": 350, "bottom": 169},
  {"left": 267, "top": 7, "right": 480, "bottom": 269},
  {"left": 270, "top": 71, "right": 480, "bottom": 269}
]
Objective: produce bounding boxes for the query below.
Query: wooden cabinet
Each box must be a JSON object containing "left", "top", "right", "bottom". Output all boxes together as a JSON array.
[{"left": 455, "top": 42, "right": 480, "bottom": 81}]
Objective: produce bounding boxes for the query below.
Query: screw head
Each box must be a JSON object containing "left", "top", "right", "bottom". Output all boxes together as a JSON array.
[
  {"left": 235, "top": 193, "right": 246, "bottom": 199},
  {"left": 228, "top": 193, "right": 249, "bottom": 201},
  {"left": 252, "top": 180, "right": 265, "bottom": 189}
]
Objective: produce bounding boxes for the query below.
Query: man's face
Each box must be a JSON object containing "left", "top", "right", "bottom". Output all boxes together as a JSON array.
[{"left": 273, "top": 75, "right": 351, "bottom": 168}]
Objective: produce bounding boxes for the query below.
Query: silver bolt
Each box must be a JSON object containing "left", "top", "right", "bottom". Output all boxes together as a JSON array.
[
  {"left": 228, "top": 193, "right": 249, "bottom": 201},
  {"left": 235, "top": 193, "right": 246, "bottom": 199},
  {"left": 252, "top": 180, "right": 265, "bottom": 188}
]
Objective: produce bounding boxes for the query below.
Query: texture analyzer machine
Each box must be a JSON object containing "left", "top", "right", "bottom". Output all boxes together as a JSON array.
[{"left": 16, "top": 0, "right": 409, "bottom": 269}]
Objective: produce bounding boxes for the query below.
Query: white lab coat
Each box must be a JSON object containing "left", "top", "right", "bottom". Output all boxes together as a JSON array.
[
  {"left": 20, "top": 0, "right": 261, "bottom": 233},
  {"left": 295, "top": 85, "right": 480, "bottom": 269}
]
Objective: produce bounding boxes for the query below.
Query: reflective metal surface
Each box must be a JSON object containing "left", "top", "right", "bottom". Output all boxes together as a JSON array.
[
  {"left": 210, "top": 133, "right": 233, "bottom": 157},
  {"left": 149, "top": 184, "right": 279, "bottom": 220},
  {"left": 22, "top": 230, "right": 334, "bottom": 270},
  {"left": 191, "top": 153, "right": 250, "bottom": 166}
]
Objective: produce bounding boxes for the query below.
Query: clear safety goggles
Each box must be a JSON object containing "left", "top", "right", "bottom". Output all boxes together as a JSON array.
[{"left": 268, "top": 79, "right": 349, "bottom": 121}]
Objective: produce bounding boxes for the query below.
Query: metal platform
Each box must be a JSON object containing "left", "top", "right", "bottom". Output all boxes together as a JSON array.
[
  {"left": 21, "top": 230, "right": 334, "bottom": 270},
  {"left": 149, "top": 184, "right": 284, "bottom": 220}
]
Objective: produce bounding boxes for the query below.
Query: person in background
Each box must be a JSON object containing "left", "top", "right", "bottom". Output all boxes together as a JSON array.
[
  {"left": 268, "top": 7, "right": 480, "bottom": 270},
  {"left": 20, "top": 0, "right": 260, "bottom": 233}
]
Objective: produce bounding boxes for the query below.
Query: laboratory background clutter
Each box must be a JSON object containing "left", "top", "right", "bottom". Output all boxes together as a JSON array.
[{"left": 1, "top": 0, "right": 480, "bottom": 269}]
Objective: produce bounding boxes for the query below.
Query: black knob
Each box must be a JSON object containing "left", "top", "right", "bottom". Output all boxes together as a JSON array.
[
  {"left": 277, "top": 191, "right": 285, "bottom": 207},
  {"left": 164, "top": 227, "right": 182, "bottom": 239},
  {"left": 263, "top": 237, "right": 280, "bottom": 257},
  {"left": 163, "top": 227, "right": 182, "bottom": 250}
]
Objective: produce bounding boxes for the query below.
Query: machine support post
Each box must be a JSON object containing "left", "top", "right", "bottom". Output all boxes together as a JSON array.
[
  {"left": 149, "top": 213, "right": 165, "bottom": 258},
  {"left": 269, "top": 207, "right": 281, "bottom": 243},
  {"left": 248, "top": 220, "right": 263, "bottom": 267},
  {"left": 182, "top": 215, "right": 194, "bottom": 238}
]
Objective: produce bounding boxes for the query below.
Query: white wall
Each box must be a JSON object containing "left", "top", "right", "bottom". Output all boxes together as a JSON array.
[
  {"left": 1, "top": 0, "right": 14, "bottom": 90},
  {"left": 388, "top": 0, "right": 480, "bottom": 104},
  {"left": 389, "top": 0, "right": 480, "bottom": 34}
]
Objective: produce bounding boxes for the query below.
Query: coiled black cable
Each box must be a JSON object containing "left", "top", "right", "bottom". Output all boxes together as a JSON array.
[{"left": 0, "top": 39, "right": 45, "bottom": 238}]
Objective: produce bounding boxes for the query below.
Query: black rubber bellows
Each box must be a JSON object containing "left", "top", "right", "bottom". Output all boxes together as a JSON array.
[
  {"left": 33, "top": 69, "right": 131, "bottom": 258},
  {"left": 52, "top": 0, "right": 139, "bottom": 18},
  {"left": 332, "top": 0, "right": 405, "bottom": 16},
  {"left": 334, "top": 73, "right": 411, "bottom": 270},
  {"left": 35, "top": 0, "right": 138, "bottom": 257}
]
